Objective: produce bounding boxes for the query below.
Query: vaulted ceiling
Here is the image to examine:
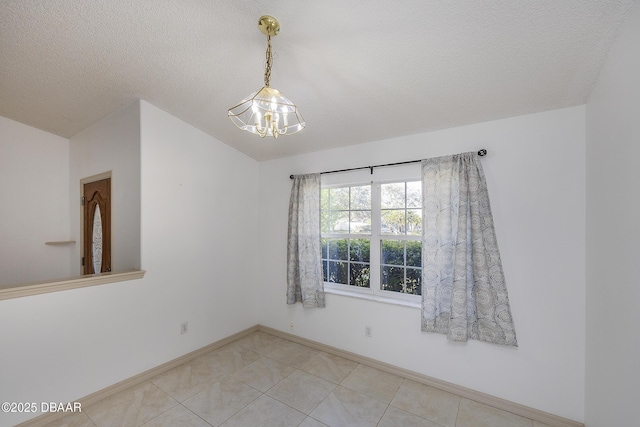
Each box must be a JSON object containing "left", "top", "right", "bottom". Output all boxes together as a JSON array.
[{"left": 0, "top": 1, "right": 634, "bottom": 160}]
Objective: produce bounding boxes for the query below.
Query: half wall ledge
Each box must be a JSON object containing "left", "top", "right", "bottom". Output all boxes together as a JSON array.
[{"left": 0, "top": 270, "right": 146, "bottom": 300}]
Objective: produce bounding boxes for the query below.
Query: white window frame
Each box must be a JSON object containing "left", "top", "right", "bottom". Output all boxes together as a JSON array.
[
  {"left": 321, "top": 183, "right": 372, "bottom": 290},
  {"left": 321, "top": 165, "right": 422, "bottom": 308}
]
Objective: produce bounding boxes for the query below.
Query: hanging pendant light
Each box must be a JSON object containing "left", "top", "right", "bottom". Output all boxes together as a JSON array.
[{"left": 228, "top": 16, "right": 305, "bottom": 139}]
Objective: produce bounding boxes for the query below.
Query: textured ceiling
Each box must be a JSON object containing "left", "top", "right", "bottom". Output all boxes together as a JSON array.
[{"left": 0, "top": 0, "right": 634, "bottom": 160}]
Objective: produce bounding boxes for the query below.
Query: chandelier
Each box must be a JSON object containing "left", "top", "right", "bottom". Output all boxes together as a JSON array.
[{"left": 228, "top": 16, "right": 305, "bottom": 139}]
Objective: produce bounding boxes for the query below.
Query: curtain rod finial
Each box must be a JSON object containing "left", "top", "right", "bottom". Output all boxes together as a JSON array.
[{"left": 478, "top": 149, "right": 487, "bottom": 156}]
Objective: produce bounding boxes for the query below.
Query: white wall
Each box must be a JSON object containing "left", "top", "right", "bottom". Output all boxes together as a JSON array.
[
  {"left": 585, "top": 2, "right": 640, "bottom": 426},
  {"left": 139, "top": 100, "right": 260, "bottom": 351},
  {"left": 0, "top": 102, "right": 260, "bottom": 426},
  {"left": 258, "top": 106, "right": 586, "bottom": 422},
  {"left": 69, "top": 102, "right": 141, "bottom": 275},
  {"left": 0, "top": 116, "right": 71, "bottom": 286}
]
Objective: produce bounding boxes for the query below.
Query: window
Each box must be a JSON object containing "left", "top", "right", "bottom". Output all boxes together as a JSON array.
[
  {"left": 321, "top": 185, "right": 372, "bottom": 288},
  {"left": 380, "top": 181, "right": 422, "bottom": 295},
  {"left": 321, "top": 178, "right": 422, "bottom": 304}
]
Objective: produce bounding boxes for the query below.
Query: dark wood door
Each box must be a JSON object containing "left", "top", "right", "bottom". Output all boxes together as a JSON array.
[{"left": 83, "top": 178, "right": 111, "bottom": 274}]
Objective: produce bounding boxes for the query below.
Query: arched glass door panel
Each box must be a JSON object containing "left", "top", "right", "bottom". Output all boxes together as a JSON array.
[{"left": 92, "top": 204, "right": 103, "bottom": 274}]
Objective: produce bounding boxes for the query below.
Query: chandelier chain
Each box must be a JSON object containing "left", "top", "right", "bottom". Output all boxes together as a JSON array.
[{"left": 264, "top": 35, "right": 272, "bottom": 87}]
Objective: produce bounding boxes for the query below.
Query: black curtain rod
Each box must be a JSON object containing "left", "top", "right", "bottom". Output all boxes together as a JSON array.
[{"left": 289, "top": 149, "right": 487, "bottom": 179}]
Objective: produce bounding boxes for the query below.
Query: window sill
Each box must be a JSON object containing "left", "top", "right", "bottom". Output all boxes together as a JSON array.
[
  {"left": 0, "top": 270, "right": 146, "bottom": 301},
  {"left": 324, "top": 284, "right": 421, "bottom": 309}
]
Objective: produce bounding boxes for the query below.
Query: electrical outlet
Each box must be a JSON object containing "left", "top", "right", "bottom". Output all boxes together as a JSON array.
[
  {"left": 289, "top": 322, "right": 295, "bottom": 331},
  {"left": 365, "top": 325, "right": 372, "bottom": 337},
  {"left": 181, "top": 321, "right": 188, "bottom": 335}
]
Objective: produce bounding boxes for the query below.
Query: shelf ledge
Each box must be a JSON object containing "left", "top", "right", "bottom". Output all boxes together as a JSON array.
[
  {"left": 44, "top": 240, "right": 77, "bottom": 245},
  {"left": 0, "top": 270, "right": 146, "bottom": 300}
]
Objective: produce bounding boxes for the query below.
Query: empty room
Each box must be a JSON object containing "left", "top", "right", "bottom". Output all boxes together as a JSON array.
[{"left": 1, "top": 1, "right": 639, "bottom": 427}]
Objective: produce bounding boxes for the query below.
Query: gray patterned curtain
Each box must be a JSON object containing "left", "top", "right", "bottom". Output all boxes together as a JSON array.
[
  {"left": 287, "top": 174, "right": 326, "bottom": 308},
  {"left": 421, "top": 152, "right": 517, "bottom": 346}
]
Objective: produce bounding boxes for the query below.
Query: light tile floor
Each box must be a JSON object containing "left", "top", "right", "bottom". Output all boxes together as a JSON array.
[{"left": 43, "top": 331, "right": 554, "bottom": 427}]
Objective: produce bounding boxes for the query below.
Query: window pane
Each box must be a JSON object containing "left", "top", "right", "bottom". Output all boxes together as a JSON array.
[
  {"left": 327, "top": 261, "right": 347, "bottom": 284},
  {"left": 322, "top": 261, "right": 328, "bottom": 282},
  {"left": 406, "top": 241, "right": 422, "bottom": 267},
  {"left": 406, "top": 268, "right": 422, "bottom": 295},
  {"left": 330, "top": 187, "right": 349, "bottom": 210},
  {"left": 350, "top": 185, "right": 371, "bottom": 210},
  {"left": 329, "top": 211, "right": 349, "bottom": 233},
  {"left": 350, "top": 239, "right": 370, "bottom": 262},
  {"left": 381, "top": 209, "right": 406, "bottom": 235},
  {"left": 321, "top": 211, "right": 329, "bottom": 233},
  {"left": 350, "top": 263, "right": 371, "bottom": 288},
  {"left": 381, "top": 266, "right": 404, "bottom": 292},
  {"left": 321, "top": 188, "right": 330, "bottom": 209},
  {"left": 406, "top": 181, "right": 421, "bottom": 208},
  {"left": 321, "top": 238, "right": 327, "bottom": 259},
  {"left": 381, "top": 182, "right": 405, "bottom": 209},
  {"left": 407, "top": 209, "right": 422, "bottom": 236},
  {"left": 350, "top": 210, "right": 371, "bottom": 233},
  {"left": 327, "top": 239, "right": 348, "bottom": 260},
  {"left": 381, "top": 240, "right": 404, "bottom": 265}
]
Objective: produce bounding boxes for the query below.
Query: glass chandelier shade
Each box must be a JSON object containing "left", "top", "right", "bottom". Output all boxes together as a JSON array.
[
  {"left": 228, "top": 86, "right": 305, "bottom": 138},
  {"left": 228, "top": 16, "right": 305, "bottom": 139}
]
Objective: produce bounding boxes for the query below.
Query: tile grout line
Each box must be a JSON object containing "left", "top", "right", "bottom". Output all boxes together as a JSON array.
[
  {"left": 179, "top": 403, "right": 215, "bottom": 427},
  {"left": 136, "top": 400, "right": 180, "bottom": 427}
]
